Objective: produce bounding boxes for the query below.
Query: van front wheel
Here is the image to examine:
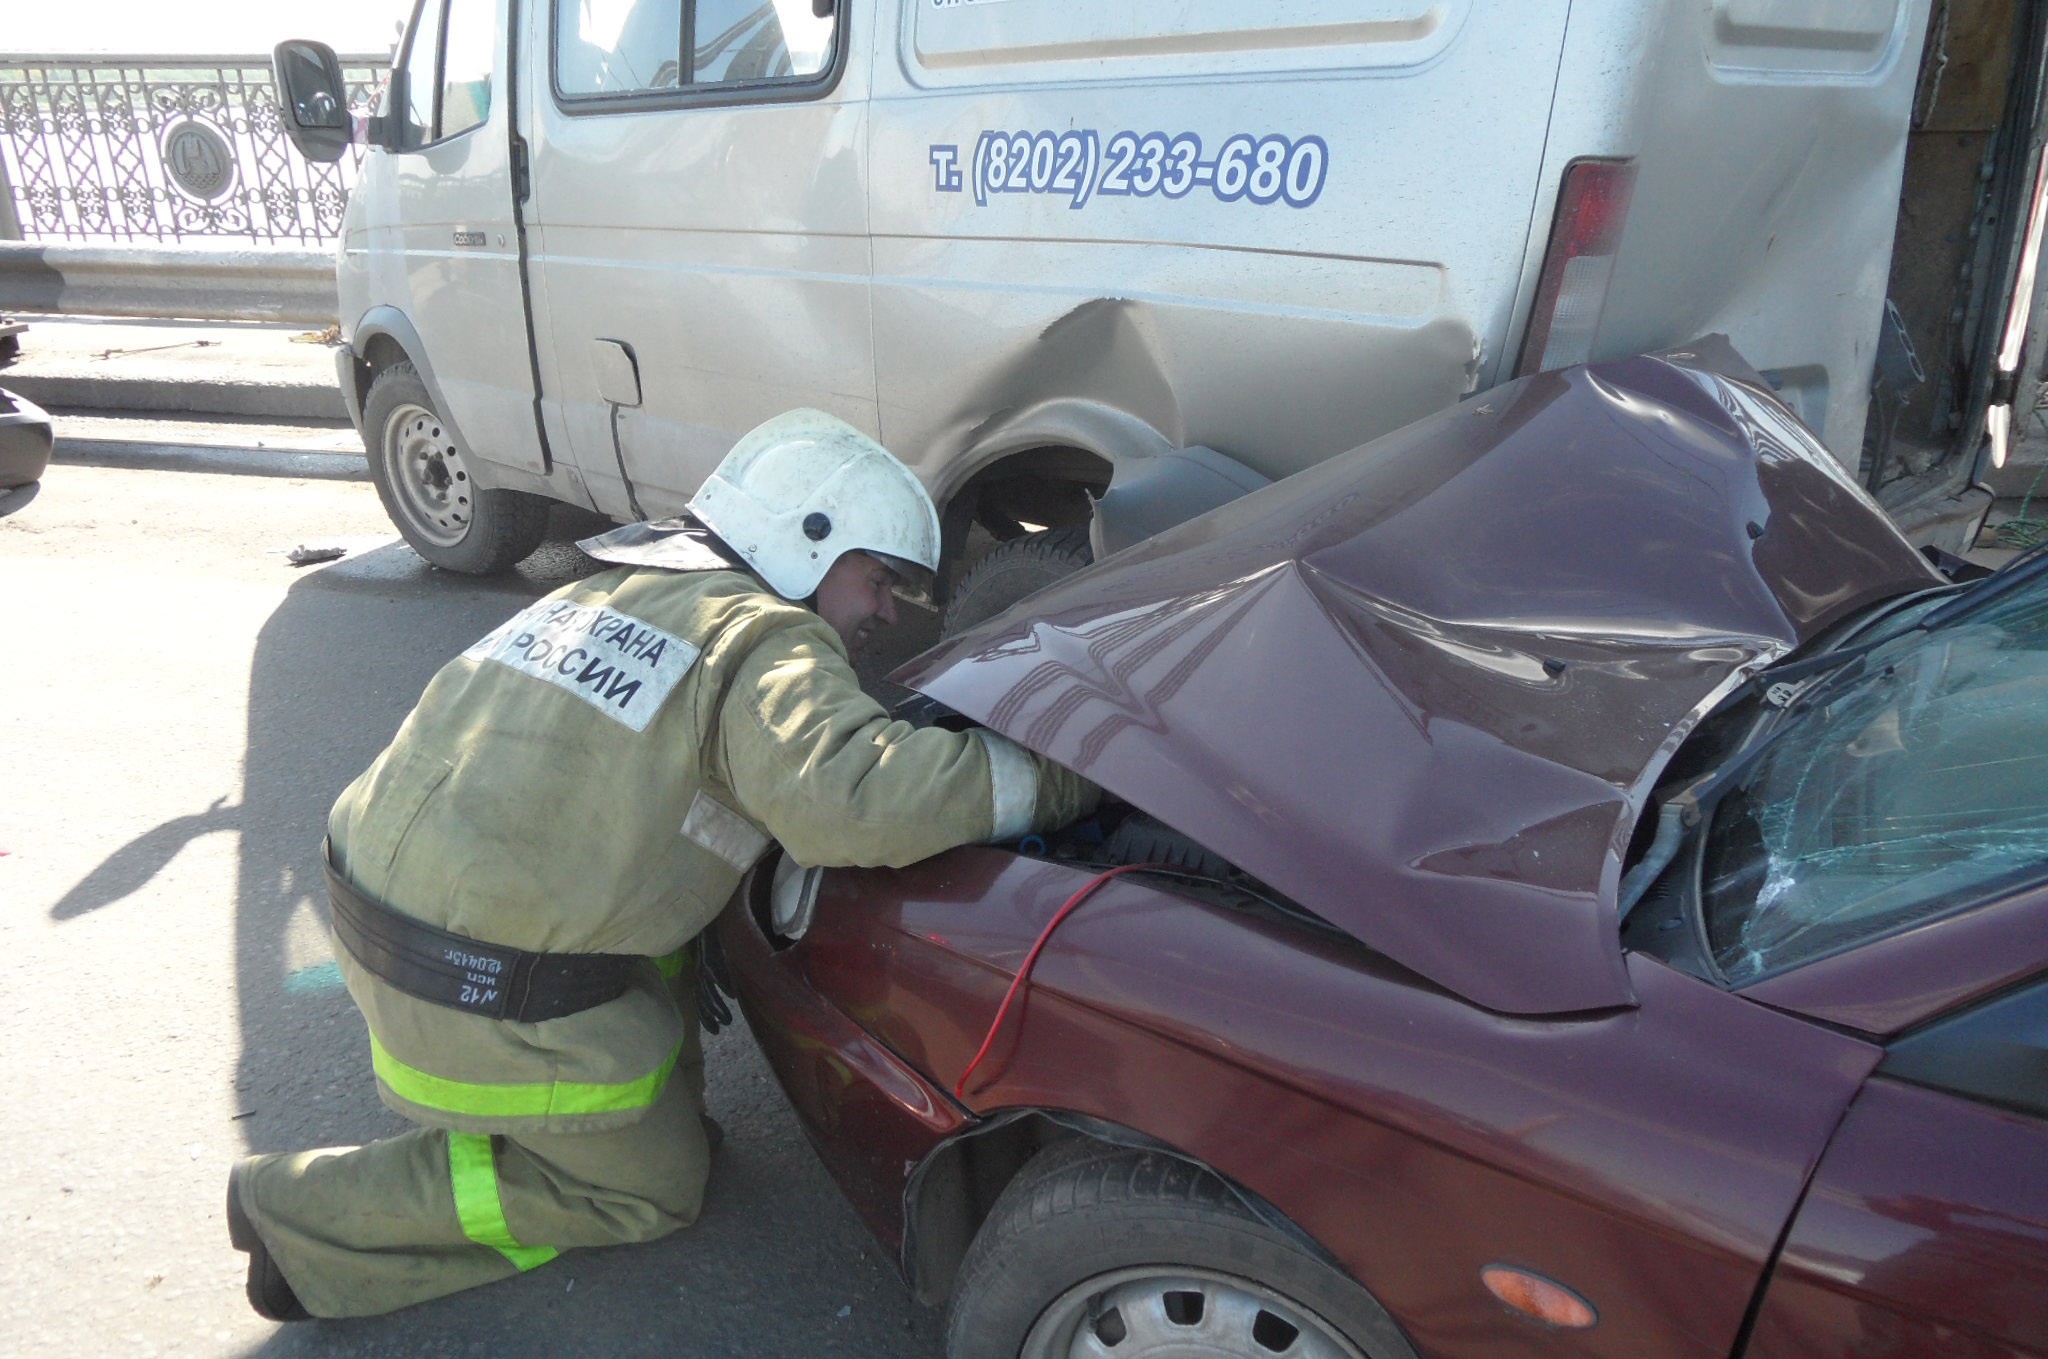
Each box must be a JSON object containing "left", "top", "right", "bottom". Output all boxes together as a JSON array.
[{"left": 362, "top": 361, "right": 549, "bottom": 574}]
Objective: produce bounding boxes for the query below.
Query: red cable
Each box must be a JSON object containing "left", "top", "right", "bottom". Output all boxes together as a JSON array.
[{"left": 953, "top": 862, "right": 1164, "bottom": 1102}]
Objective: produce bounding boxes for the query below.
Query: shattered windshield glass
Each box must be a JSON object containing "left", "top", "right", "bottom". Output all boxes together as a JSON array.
[{"left": 1702, "top": 578, "right": 2048, "bottom": 986}]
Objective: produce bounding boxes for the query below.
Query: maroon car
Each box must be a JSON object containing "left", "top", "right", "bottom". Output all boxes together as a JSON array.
[{"left": 717, "top": 343, "right": 2048, "bottom": 1359}]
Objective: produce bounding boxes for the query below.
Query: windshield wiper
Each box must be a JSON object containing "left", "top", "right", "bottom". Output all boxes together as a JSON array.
[
  {"left": 1742, "top": 540, "right": 2047, "bottom": 711},
  {"left": 1749, "top": 544, "right": 2046, "bottom": 709},
  {"left": 1916, "top": 537, "right": 2048, "bottom": 630}
]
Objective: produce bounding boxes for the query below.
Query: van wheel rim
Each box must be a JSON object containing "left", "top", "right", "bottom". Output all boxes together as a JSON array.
[
  {"left": 1023, "top": 1268, "right": 1365, "bottom": 1359},
  {"left": 382, "top": 401, "right": 472, "bottom": 548}
]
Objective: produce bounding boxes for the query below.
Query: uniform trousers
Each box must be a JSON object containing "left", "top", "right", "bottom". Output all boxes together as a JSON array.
[{"left": 235, "top": 995, "right": 709, "bottom": 1318}]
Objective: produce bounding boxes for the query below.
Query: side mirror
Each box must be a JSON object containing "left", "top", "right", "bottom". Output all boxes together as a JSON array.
[
  {"left": 272, "top": 39, "right": 352, "bottom": 163},
  {"left": 812, "top": 0, "right": 835, "bottom": 17}
]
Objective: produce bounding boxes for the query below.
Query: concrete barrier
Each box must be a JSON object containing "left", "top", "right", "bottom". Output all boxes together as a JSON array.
[{"left": 0, "top": 242, "right": 335, "bottom": 324}]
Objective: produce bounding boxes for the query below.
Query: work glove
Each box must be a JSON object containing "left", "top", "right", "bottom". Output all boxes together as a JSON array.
[{"left": 695, "top": 930, "right": 736, "bottom": 1036}]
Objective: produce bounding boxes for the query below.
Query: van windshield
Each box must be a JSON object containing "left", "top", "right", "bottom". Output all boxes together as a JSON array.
[{"left": 1701, "top": 573, "right": 2048, "bottom": 985}]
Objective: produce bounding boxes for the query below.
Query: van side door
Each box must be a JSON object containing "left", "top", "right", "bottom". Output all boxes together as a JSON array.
[
  {"left": 386, "top": 0, "right": 547, "bottom": 477},
  {"left": 524, "top": 0, "right": 871, "bottom": 519}
]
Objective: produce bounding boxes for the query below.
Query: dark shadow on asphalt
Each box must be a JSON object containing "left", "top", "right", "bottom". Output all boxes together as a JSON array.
[
  {"left": 49, "top": 795, "right": 236, "bottom": 919},
  {"left": 216, "top": 531, "right": 948, "bottom": 1359}
]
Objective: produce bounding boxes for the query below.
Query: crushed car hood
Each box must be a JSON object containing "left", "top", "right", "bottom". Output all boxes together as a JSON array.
[{"left": 897, "top": 342, "right": 1941, "bottom": 1015}]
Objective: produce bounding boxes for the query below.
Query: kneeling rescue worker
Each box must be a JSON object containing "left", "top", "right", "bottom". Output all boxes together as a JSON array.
[{"left": 227, "top": 409, "right": 1099, "bottom": 1320}]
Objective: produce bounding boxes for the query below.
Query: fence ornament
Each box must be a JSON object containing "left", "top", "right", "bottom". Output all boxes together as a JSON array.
[{"left": 0, "top": 54, "right": 387, "bottom": 244}]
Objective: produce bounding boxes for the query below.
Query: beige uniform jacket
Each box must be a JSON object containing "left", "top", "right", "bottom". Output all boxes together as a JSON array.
[{"left": 327, "top": 566, "right": 1097, "bottom": 1134}]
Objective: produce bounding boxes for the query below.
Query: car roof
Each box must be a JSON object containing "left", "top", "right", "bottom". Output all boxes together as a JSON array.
[{"left": 899, "top": 341, "right": 1940, "bottom": 1015}]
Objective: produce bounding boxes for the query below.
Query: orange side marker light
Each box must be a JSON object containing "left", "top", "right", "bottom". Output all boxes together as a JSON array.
[{"left": 1481, "top": 1265, "right": 1598, "bottom": 1329}]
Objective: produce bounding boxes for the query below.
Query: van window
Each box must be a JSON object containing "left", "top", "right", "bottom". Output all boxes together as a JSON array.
[
  {"left": 557, "top": 0, "right": 682, "bottom": 95},
  {"left": 439, "top": 0, "right": 496, "bottom": 137},
  {"left": 693, "top": 0, "right": 835, "bottom": 83},
  {"left": 555, "top": 0, "right": 835, "bottom": 99},
  {"left": 397, "top": 0, "right": 446, "bottom": 148}
]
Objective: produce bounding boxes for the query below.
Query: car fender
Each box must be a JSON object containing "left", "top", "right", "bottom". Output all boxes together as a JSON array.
[{"left": 899, "top": 1105, "right": 1417, "bottom": 1359}]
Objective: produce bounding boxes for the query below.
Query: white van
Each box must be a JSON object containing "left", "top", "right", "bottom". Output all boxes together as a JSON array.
[{"left": 275, "top": 0, "right": 2047, "bottom": 617}]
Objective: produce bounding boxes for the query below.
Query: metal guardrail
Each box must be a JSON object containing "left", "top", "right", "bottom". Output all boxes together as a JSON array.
[
  {"left": 0, "top": 241, "right": 336, "bottom": 323},
  {"left": 0, "top": 53, "right": 387, "bottom": 245}
]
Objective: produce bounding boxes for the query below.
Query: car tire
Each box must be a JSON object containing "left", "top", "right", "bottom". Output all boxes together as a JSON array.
[
  {"left": 947, "top": 1144, "right": 1407, "bottom": 1359},
  {"left": 942, "top": 528, "right": 1093, "bottom": 637},
  {"left": 361, "top": 361, "right": 549, "bottom": 574}
]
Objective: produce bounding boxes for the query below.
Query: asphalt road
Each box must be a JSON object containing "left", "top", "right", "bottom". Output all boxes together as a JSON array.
[{"left": 0, "top": 429, "right": 948, "bottom": 1357}]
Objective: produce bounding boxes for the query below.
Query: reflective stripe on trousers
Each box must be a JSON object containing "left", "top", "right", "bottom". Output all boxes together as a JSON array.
[
  {"left": 370, "top": 1032, "right": 682, "bottom": 1121},
  {"left": 366, "top": 945, "right": 693, "bottom": 1123},
  {"left": 448, "top": 1133, "right": 559, "bottom": 1271}
]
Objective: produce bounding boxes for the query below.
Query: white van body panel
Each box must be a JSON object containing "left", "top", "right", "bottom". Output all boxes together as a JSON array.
[
  {"left": 331, "top": 0, "right": 1963, "bottom": 566},
  {"left": 1591, "top": 0, "right": 1931, "bottom": 447},
  {"left": 524, "top": 110, "right": 878, "bottom": 517},
  {"left": 866, "top": 0, "right": 1571, "bottom": 491}
]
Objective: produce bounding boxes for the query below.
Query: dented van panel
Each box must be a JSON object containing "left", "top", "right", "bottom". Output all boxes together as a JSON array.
[
  {"left": 896, "top": 344, "right": 1941, "bottom": 1015},
  {"left": 866, "top": 0, "right": 1571, "bottom": 496}
]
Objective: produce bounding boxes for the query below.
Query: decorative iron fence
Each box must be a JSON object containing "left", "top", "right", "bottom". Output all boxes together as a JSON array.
[{"left": 0, "top": 54, "right": 388, "bottom": 245}]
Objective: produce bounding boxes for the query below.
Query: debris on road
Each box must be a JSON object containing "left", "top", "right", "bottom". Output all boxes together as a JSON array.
[
  {"left": 89, "top": 340, "right": 220, "bottom": 361},
  {"left": 287, "top": 544, "right": 347, "bottom": 567}
]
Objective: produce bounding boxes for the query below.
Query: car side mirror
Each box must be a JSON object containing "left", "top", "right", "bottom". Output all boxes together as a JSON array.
[
  {"left": 272, "top": 39, "right": 353, "bottom": 163},
  {"left": 812, "top": 0, "right": 835, "bottom": 17}
]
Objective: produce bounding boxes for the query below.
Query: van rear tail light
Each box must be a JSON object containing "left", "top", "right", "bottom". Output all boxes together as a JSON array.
[{"left": 1515, "top": 159, "right": 1637, "bottom": 377}]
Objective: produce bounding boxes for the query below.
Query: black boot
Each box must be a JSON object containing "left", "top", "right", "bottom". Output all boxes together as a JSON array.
[{"left": 226, "top": 1161, "right": 312, "bottom": 1322}]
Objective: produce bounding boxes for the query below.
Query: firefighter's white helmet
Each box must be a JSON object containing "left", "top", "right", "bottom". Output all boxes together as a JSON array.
[{"left": 687, "top": 409, "right": 941, "bottom": 601}]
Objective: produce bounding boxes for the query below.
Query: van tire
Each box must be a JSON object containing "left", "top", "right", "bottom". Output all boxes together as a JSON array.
[
  {"left": 362, "top": 361, "right": 549, "bottom": 574},
  {"left": 942, "top": 528, "right": 1093, "bottom": 637}
]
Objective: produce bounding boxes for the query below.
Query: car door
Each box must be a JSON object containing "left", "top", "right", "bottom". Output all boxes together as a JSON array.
[
  {"left": 525, "top": 0, "right": 873, "bottom": 519},
  {"left": 388, "top": 0, "right": 548, "bottom": 475},
  {"left": 1744, "top": 974, "right": 2048, "bottom": 1357}
]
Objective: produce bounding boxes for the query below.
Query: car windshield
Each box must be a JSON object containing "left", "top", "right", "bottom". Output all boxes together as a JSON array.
[{"left": 1701, "top": 573, "right": 2048, "bottom": 985}]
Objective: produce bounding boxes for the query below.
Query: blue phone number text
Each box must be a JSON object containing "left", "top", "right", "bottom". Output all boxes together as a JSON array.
[{"left": 929, "top": 130, "right": 1329, "bottom": 209}]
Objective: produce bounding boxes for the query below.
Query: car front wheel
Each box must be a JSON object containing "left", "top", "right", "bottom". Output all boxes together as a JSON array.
[
  {"left": 361, "top": 360, "right": 549, "bottom": 573},
  {"left": 947, "top": 1145, "right": 1406, "bottom": 1359}
]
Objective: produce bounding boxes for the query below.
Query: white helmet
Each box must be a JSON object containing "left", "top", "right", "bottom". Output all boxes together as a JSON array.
[{"left": 687, "top": 409, "right": 941, "bottom": 600}]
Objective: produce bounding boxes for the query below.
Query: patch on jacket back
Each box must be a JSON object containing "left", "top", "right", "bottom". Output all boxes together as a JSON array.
[{"left": 463, "top": 598, "right": 700, "bottom": 731}]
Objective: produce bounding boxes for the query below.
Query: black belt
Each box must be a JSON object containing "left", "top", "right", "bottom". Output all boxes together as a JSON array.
[{"left": 324, "top": 843, "right": 643, "bottom": 1023}]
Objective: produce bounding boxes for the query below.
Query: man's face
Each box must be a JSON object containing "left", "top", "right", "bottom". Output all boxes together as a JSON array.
[{"left": 814, "top": 551, "right": 901, "bottom": 657}]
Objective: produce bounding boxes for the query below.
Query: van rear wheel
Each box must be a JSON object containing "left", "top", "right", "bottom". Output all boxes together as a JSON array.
[
  {"left": 942, "top": 528, "right": 1093, "bottom": 637},
  {"left": 362, "top": 361, "right": 549, "bottom": 574}
]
